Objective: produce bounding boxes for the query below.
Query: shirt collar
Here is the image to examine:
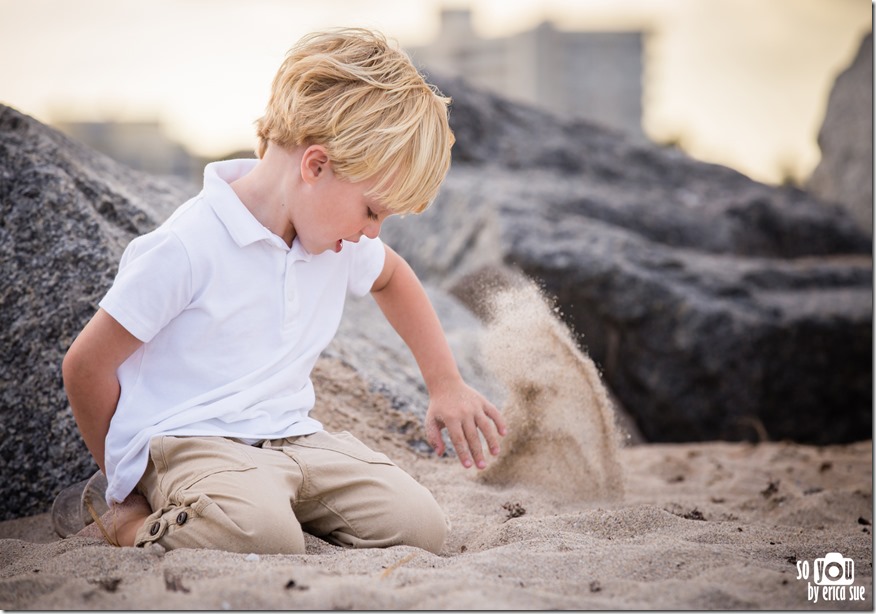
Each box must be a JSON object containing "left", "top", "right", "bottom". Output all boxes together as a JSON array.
[{"left": 202, "top": 159, "right": 312, "bottom": 262}]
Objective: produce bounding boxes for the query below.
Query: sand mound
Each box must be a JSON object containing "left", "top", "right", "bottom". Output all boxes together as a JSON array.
[{"left": 477, "top": 281, "right": 625, "bottom": 501}]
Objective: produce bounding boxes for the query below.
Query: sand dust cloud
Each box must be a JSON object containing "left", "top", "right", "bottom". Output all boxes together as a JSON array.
[{"left": 476, "top": 278, "right": 625, "bottom": 501}]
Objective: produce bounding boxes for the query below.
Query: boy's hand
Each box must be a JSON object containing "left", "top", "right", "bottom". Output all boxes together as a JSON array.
[
  {"left": 424, "top": 378, "right": 507, "bottom": 469},
  {"left": 371, "top": 247, "right": 507, "bottom": 469}
]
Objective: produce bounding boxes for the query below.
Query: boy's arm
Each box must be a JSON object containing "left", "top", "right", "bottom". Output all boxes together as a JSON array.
[
  {"left": 370, "top": 245, "right": 507, "bottom": 469},
  {"left": 62, "top": 308, "right": 143, "bottom": 475}
]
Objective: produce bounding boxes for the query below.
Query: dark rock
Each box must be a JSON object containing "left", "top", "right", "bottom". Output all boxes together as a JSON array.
[
  {"left": 0, "top": 104, "right": 191, "bottom": 520},
  {"left": 382, "top": 79, "right": 872, "bottom": 445},
  {"left": 807, "top": 32, "right": 873, "bottom": 234},
  {"left": 430, "top": 73, "right": 870, "bottom": 258}
]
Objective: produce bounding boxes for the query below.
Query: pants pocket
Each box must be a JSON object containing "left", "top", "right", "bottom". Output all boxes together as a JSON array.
[
  {"left": 288, "top": 430, "right": 395, "bottom": 466},
  {"left": 150, "top": 435, "right": 258, "bottom": 503}
]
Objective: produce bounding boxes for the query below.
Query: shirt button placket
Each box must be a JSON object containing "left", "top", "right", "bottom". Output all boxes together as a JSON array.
[{"left": 283, "top": 255, "right": 300, "bottom": 327}]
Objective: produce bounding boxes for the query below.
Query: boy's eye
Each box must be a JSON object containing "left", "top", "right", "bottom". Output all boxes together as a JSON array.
[{"left": 367, "top": 209, "right": 379, "bottom": 222}]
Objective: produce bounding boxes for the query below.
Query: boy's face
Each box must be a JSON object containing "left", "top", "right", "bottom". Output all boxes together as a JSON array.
[{"left": 292, "top": 162, "right": 392, "bottom": 255}]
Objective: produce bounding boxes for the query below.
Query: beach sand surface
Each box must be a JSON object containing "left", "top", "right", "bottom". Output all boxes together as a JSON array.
[{"left": 0, "top": 354, "right": 872, "bottom": 610}]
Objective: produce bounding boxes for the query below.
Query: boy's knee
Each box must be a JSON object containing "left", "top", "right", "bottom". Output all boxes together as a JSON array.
[
  {"left": 223, "top": 503, "right": 306, "bottom": 554},
  {"left": 322, "top": 480, "right": 449, "bottom": 553},
  {"left": 395, "top": 489, "right": 450, "bottom": 554}
]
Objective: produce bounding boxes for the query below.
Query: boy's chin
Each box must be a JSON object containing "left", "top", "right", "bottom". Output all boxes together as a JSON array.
[{"left": 308, "top": 240, "right": 342, "bottom": 255}]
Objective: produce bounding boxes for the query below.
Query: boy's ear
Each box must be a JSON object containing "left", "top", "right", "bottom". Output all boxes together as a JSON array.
[{"left": 301, "top": 145, "right": 330, "bottom": 184}]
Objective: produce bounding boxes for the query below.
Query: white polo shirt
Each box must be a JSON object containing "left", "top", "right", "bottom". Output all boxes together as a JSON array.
[{"left": 99, "top": 159, "right": 386, "bottom": 504}]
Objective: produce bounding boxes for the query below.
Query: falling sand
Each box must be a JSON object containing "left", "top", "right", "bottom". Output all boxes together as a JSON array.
[{"left": 476, "top": 278, "right": 625, "bottom": 501}]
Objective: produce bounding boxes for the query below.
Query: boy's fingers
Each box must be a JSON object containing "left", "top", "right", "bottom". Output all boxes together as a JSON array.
[
  {"left": 425, "top": 418, "right": 445, "bottom": 456},
  {"left": 476, "top": 413, "right": 502, "bottom": 456},
  {"left": 463, "top": 421, "right": 487, "bottom": 469},
  {"left": 447, "top": 424, "right": 473, "bottom": 468},
  {"left": 484, "top": 403, "right": 507, "bottom": 436}
]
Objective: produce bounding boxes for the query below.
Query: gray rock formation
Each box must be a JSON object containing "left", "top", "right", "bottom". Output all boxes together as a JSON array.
[
  {"left": 0, "top": 105, "right": 192, "bottom": 520},
  {"left": 807, "top": 32, "right": 873, "bottom": 235},
  {"left": 381, "top": 76, "right": 872, "bottom": 445},
  {"left": 0, "top": 104, "right": 490, "bottom": 520}
]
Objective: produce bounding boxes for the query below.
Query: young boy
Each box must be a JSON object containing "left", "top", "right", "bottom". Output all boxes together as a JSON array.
[{"left": 61, "top": 28, "right": 506, "bottom": 555}]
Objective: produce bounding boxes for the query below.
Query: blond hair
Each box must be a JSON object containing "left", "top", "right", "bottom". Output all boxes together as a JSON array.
[{"left": 256, "top": 28, "right": 454, "bottom": 214}]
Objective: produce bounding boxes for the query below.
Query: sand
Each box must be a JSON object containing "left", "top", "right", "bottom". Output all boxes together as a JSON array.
[
  {"left": 477, "top": 282, "right": 625, "bottom": 501},
  {"left": 1, "top": 286, "right": 872, "bottom": 609}
]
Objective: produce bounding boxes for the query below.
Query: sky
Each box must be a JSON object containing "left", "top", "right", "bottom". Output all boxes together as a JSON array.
[{"left": 0, "top": 0, "right": 871, "bottom": 185}]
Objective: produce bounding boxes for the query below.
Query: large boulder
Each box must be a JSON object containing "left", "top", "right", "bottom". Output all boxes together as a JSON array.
[
  {"left": 0, "top": 105, "right": 192, "bottom": 520},
  {"left": 0, "top": 104, "right": 492, "bottom": 521},
  {"left": 807, "top": 32, "right": 873, "bottom": 235},
  {"left": 382, "top": 76, "right": 872, "bottom": 445}
]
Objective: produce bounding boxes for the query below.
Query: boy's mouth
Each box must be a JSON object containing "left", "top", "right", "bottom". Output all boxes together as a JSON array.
[{"left": 334, "top": 239, "right": 343, "bottom": 253}]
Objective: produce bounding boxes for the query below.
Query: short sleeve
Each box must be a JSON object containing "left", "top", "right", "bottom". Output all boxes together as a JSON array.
[
  {"left": 346, "top": 236, "right": 386, "bottom": 297},
  {"left": 99, "top": 230, "right": 193, "bottom": 342}
]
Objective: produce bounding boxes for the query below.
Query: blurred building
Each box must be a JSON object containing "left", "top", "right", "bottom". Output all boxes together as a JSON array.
[
  {"left": 54, "top": 120, "right": 202, "bottom": 183},
  {"left": 407, "top": 9, "right": 645, "bottom": 140}
]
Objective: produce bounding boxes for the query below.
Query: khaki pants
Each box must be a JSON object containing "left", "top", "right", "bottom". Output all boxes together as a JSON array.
[{"left": 133, "top": 431, "right": 449, "bottom": 554}]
